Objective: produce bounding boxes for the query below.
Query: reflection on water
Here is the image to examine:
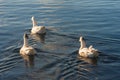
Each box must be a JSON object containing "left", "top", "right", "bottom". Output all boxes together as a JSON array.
[
  {"left": 30, "top": 33, "right": 46, "bottom": 43},
  {"left": 20, "top": 54, "right": 35, "bottom": 68},
  {"left": 57, "top": 51, "right": 98, "bottom": 80},
  {"left": 0, "top": 0, "right": 120, "bottom": 80},
  {"left": 78, "top": 55, "right": 98, "bottom": 65}
]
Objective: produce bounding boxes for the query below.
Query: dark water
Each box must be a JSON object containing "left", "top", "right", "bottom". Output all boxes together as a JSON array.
[{"left": 0, "top": 0, "right": 120, "bottom": 80}]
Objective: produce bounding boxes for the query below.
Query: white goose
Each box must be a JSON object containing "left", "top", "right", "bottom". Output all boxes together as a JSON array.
[
  {"left": 78, "top": 36, "right": 99, "bottom": 58},
  {"left": 20, "top": 33, "right": 36, "bottom": 55},
  {"left": 31, "top": 16, "right": 46, "bottom": 34}
]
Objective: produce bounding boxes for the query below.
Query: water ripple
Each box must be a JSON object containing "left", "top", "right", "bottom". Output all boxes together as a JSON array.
[{"left": 0, "top": 0, "right": 120, "bottom": 80}]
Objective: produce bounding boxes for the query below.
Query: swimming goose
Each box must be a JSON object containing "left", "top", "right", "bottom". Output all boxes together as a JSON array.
[
  {"left": 20, "top": 33, "right": 36, "bottom": 55},
  {"left": 31, "top": 16, "right": 46, "bottom": 34},
  {"left": 78, "top": 36, "right": 99, "bottom": 58}
]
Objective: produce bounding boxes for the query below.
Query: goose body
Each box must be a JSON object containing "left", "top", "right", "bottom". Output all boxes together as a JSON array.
[
  {"left": 31, "top": 16, "right": 46, "bottom": 34},
  {"left": 79, "top": 36, "right": 99, "bottom": 58},
  {"left": 20, "top": 33, "right": 36, "bottom": 55}
]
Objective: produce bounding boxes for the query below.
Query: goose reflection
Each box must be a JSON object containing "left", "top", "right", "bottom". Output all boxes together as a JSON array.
[
  {"left": 31, "top": 33, "right": 46, "bottom": 43},
  {"left": 21, "top": 54, "right": 35, "bottom": 68},
  {"left": 78, "top": 55, "right": 98, "bottom": 65}
]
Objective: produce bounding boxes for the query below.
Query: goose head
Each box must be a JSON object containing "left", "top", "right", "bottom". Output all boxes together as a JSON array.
[
  {"left": 79, "top": 36, "right": 84, "bottom": 42},
  {"left": 31, "top": 16, "right": 35, "bottom": 21}
]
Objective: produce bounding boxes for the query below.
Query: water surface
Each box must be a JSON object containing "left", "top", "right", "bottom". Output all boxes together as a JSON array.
[{"left": 0, "top": 0, "right": 120, "bottom": 80}]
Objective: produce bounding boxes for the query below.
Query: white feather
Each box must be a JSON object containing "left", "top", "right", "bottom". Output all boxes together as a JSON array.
[
  {"left": 20, "top": 33, "right": 36, "bottom": 55},
  {"left": 31, "top": 16, "right": 46, "bottom": 34},
  {"left": 79, "top": 36, "right": 99, "bottom": 58}
]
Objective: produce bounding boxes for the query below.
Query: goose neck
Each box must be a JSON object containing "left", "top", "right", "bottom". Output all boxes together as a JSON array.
[
  {"left": 23, "top": 37, "right": 28, "bottom": 47},
  {"left": 32, "top": 19, "right": 37, "bottom": 27},
  {"left": 80, "top": 40, "right": 86, "bottom": 49}
]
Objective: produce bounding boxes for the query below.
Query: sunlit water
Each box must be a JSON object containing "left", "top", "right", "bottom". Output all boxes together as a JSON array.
[{"left": 0, "top": 0, "right": 120, "bottom": 80}]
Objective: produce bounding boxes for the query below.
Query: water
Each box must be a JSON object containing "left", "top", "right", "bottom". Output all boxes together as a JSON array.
[{"left": 0, "top": 0, "right": 120, "bottom": 80}]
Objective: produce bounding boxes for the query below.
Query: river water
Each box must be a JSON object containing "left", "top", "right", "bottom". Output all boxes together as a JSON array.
[{"left": 0, "top": 0, "right": 120, "bottom": 80}]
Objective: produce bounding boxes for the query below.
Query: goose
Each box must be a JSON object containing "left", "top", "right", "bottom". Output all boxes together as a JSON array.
[
  {"left": 20, "top": 33, "right": 36, "bottom": 55},
  {"left": 78, "top": 36, "right": 99, "bottom": 58},
  {"left": 31, "top": 16, "right": 46, "bottom": 34}
]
